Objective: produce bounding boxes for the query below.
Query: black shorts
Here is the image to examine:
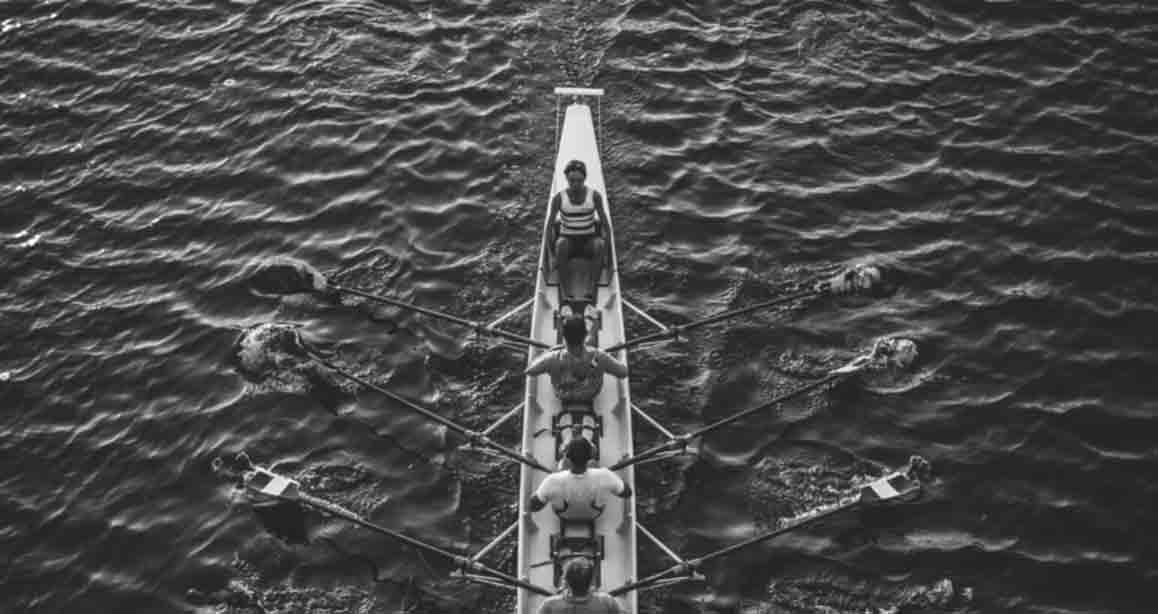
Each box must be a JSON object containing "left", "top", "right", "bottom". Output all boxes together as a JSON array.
[{"left": 561, "top": 233, "right": 598, "bottom": 258}]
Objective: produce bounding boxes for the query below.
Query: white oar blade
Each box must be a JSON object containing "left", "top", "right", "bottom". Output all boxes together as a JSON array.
[
  {"left": 245, "top": 468, "right": 300, "bottom": 500},
  {"left": 261, "top": 475, "right": 294, "bottom": 497},
  {"left": 859, "top": 470, "right": 920, "bottom": 504}
]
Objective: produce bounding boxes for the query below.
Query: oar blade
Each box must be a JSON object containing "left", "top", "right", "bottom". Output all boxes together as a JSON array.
[
  {"left": 858, "top": 456, "right": 929, "bottom": 505},
  {"left": 240, "top": 466, "right": 311, "bottom": 544},
  {"left": 244, "top": 467, "right": 302, "bottom": 501}
]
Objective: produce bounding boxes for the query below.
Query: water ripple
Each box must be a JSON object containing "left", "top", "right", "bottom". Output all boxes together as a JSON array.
[{"left": 2, "top": 0, "right": 1157, "bottom": 612}]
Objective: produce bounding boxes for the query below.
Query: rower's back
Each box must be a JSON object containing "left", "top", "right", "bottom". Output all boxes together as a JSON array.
[
  {"left": 525, "top": 316, "right": 627, "bottom": 408},
  {"left": 538, "top": 592, "right": 623, "bottom": 614}
]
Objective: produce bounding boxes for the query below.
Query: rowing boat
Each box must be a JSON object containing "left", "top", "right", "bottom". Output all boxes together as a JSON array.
[
  {"left": 517, "top": 87, "right": 636, "bottom": 614},
  {"left": 229, "top": 84, "right": 930, "bottom": 614}
]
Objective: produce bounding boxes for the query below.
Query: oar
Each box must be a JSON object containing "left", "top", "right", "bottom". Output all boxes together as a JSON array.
[
  {"left": 242, "top": 465, "right": 554, "bottom": 596},
  {"left": 608, "top": 456, "right": 931, "bottom": 596},
  {"left": 302, "top": 347, "right": 552, "bottom": 474},
  {"left": 609, "top": 344, "right": 891, "bottom": 472},
  {"left": 325, "top": 282, "right": 551, "bottom": 349},
  {"left": 251, "top": 261, "right": 550, "bottom": 349},
  {"left": 609, "top": 374, "right": 838, "bottom": 471},
  {"left": 604, "top": 288, "right": 817, "bottom": 353},
  {"left": 604, "top": 264, "right": 888, "bottom": 354}
]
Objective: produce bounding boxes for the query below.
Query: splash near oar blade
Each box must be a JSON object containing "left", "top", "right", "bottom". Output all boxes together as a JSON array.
[
  {"left": 814, "top": 263, "right": 892, "bottom": 297},
  {"left": 250, "top": 259, "right": 330, "bottom": 296}
]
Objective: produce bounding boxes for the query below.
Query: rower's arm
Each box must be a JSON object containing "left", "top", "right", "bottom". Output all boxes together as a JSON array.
[
  {"left": 596, "top": 350, "right": 628, "bottom": 379},
  {"left": 600, "top": 468, "right": 632, "bottom": 499},
  {"left": 593, "top": 191, "right": 609, "bottom": 234},
  {"left": 528, "top": 494, "right": 547, "bottom": 512},
  {"left": 530, "top": 475, "right": 558, "bottom": 512},
  {"left": 524, "top": 352, "right": 555, "bottom": 377}
]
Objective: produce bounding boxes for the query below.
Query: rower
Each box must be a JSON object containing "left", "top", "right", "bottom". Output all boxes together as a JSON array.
[
  {"left": 529, "top": 438, "right": 632, "bottom": 520},
  {"left": 532, "top": 437, "right": 627, "bottom": 583},
  {"left": 524, "top": 316, "right": 627, "bottom": 413},
  {"left": 548, "top": 159, "right": 610, "bottom": 302},
  {"left": 537, "top": 558, "right": 626, "bottom": 614}
]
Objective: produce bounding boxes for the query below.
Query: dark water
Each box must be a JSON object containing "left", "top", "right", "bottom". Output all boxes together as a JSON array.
[{"left": 3, "top": 0, "right": 1156, "bottom": 612}]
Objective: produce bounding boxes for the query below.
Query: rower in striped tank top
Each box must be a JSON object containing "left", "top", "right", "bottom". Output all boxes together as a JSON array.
[{"left": 549, "top": 160, "right": 610, "bottom": 301}]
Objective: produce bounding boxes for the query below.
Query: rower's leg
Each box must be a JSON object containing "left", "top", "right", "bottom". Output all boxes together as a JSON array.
[
  {"left": 556, "top": 235, "right": 574, "bottom": 300},
  {"left": 584, "top": 303, "right": 600, "bottom": 347},
  {"left": 591, "top": 235, "right": 606, "bottom": 287}
]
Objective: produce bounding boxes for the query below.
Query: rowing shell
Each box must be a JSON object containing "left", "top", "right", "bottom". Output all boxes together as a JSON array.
[
  {"left": 516, "top": 88, "right": 637, "bottom": 613},
  {"left": 230, "top": 86, "right": 930, "bottom": 614}
]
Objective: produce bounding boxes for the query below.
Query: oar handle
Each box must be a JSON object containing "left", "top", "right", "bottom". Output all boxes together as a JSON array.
[
  {"left": 609, "top": 437, "right": 689, "bottom": 471},
  {"left": 608, "top": 560, "right": 705, "bottom": 596},
  {"left": 328, "top": 283, "right": 551, "bottom": 349}
]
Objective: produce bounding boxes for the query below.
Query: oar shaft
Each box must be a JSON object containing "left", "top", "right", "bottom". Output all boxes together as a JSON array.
[
  {"left": 610, "top": 373, "right": 842, "bottom": 471},
  {"left": 693, "top": 498, "right": 853, "bottom": 565},
  {"left": 299, "top": 493, "right": 551, "bottom": 596},
  {"left": 300, "top": 492, "right": 460, "bottom": 560},
  {"left": 333, "top": 284, "right": 474, "bottom": 326},
  {"left": 681, "top": 288, "right": 817, "bottom": 332},
  {"left": 314, "top": 354, "right": 467, "bottom": 436},
  {"left": 609, "top": 565, "right": 687, "bottom": 597},
  {"left": 610, "top": 464, "right": 921, "bottom": 595},
  {"left": 609, "top": 439, "right": 680, "bottom": 471},
  {"left": 605, "top": 289, "right": 818, "bottom": 353},
  {"left": 330, "top": 284, "right": 550, "bottom": 349},
  {"left": 611, "top": 498, "right": 856, "bottom": 596},
  {"left": 310, "top": 353, "right": 550, "bottom": 473},
  {"left": 603, "top": 328, "right": 671, "bottom": 353},
  {"left": 689, "top": 374, "right": 841, "bottom": 440}
]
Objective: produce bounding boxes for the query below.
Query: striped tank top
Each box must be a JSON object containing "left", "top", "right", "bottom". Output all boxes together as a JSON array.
[{"left": 559, "top": 187, "right": 598, "bottom": 236}]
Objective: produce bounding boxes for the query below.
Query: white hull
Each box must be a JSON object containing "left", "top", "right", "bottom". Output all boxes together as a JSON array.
[{"left": 516, "top": 95, "right": 637, "bottom": 613}]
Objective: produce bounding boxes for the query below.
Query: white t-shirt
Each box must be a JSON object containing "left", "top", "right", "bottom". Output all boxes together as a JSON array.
[{"left": 534, "top": 468, "right": 626, "bottom": 519}]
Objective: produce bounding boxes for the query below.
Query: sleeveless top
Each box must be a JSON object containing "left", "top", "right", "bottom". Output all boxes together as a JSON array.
[
  {"left": 558, "top": 187, "right": 598, "bottom": 236},
  {"left": 547, "top": 348, "right": 605, "bottom": 402}
]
